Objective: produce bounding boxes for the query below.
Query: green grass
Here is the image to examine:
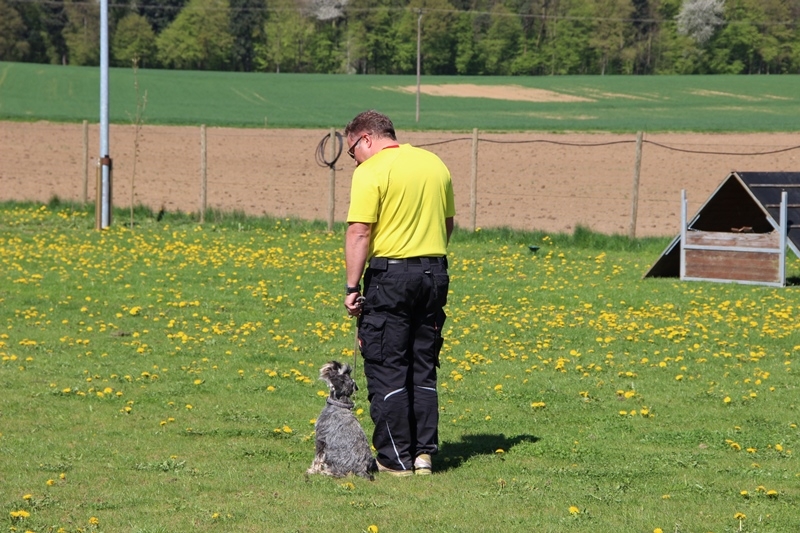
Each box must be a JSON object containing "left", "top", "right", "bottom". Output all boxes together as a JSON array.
[
  {"left": 1, "top": 201, "right": 798, "bottom": 532},
  {"left": 2, "top": 61, "right": 799, "bottom": 132}
]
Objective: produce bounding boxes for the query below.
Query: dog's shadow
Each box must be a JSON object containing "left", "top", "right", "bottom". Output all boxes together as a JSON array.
[{"left": 436, "top": 433, "right": 539, "bottom": 472}]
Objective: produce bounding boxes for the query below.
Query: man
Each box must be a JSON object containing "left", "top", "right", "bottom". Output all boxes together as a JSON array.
[{"left": 343, "top": 110, "right": 455, "bottom": 477}]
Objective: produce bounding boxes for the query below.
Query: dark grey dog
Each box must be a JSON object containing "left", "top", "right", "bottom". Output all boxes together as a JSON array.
[{"left": 306, "top": 361, "right": 376, "bottom": 480}]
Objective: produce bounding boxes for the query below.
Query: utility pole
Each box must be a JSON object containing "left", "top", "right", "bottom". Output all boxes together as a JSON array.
[{"left": 415, "top": 9, "right": 422, "bottom": 123}]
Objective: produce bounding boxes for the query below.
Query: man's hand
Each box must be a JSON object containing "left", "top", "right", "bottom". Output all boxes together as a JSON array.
[{"left": 345, "top": 293, "right": 364, "bottom": 316}]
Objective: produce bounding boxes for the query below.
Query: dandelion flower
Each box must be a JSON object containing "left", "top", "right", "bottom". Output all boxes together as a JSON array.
[
  {"left": 89, "top": 516, "right": 99, "bottom": 525},
  {"left": 569, "top": 506, "right": 580, "bottom": 515},
  {"left": 22, "top": 494, "right": 32, "bottom": 501},
  {"left": 767, "top": 490, "right": 778, "bottom": 498},
  {"left": 46, "top": 479, "right": 55, "bottom": 486},
  {"left": 654, "top": 529, "right": 664, "bottom": 533},
  {"left": 723, "top": 396, "right": 731, "bottom": 404},
  {"left": 734, "top": 512, "right": 746, "bottom": 520},
  {"left": 740, "top": 490, "right": 749, "bottom": 497},
  {"left": 367, "top": 526, "right": 379, "bottom": 533},
  {"left": 495, "top": 449, "right": 504, "bottom": 454},
  {"left": 212, "top": 513, "right": 220, "bottom": 520},
  {"left": 775, "top": 444, "right": 784, "bottom": 452}
]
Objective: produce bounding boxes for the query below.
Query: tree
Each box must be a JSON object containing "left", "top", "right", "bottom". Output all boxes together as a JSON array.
[
  {"left": 676, "top": 0, "right": 724, "bottom": 45},
  {"left": 229, "top": 0, "right": 267, "bottom": 71},
  {"left": 589, "top": 0, "right": 635, "bottom": 74},
  {"left": 478, "top": 3, "right": 524, "bottom": 74},
  {"left": 0, "top": 0, "right": 30, "bottom": 61},
  {"left": 63, "top": 0, "right": 100, "bottom": 65},
  {"left": 255, "top": 0, "right": 314, "bottom": 72},
  {"left": 113, "top": 13, "right": 157, "bottom": 67},
  {"left": 156, "top": 0, "right": 234, "bottom": 69},
  {"left": 136, "top": 0, "right": 188, "bottom": 33}
]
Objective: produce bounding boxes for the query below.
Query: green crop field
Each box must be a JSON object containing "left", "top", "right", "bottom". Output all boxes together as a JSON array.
[
  {"left": 1, "top": 202, "right": 799, "bottom": 532},
  {"left": 1, "top": 61, "right": 799, "bottom": 132}
]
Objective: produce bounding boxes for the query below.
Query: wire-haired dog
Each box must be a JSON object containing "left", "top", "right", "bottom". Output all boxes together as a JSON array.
[{"left": 306, "top": 361, "right": 376, "bottom": 480}]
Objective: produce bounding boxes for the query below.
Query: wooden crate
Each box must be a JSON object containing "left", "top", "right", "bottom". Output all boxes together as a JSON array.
[{"left": 680, "top": 190, "right": 788, "bottom": 287}]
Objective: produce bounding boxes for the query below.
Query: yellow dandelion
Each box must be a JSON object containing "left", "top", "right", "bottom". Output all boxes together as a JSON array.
[
  {"left": 89, "top": 516, "right": 99, "bottom": 525},
  {"left": 22, "top": 494, "right": 32, "bottom": 500},
  {"left": 740, "top": 490, "right": 749, "bottom": 497},
  {"left": 367, "top": 526, "right": 379, "bottom": 533},
  {"left": 46, "top": 479, "right": 55, "bottom": 486},
  {"left": 767, "top": 490, "right": 778, "bottom": 498},
  {"left": 723, "top": 396, "right": 731, "bottom": 404},
  {"left": 495, "top": 449, "right": 504, "bottom": 454},
  {"left": 569, "top": 505, "right": 580, "bottom": 515},
  {"left": 212, "top": 513, "right": 220, "bottom": 520},
  {"left": 282, "top": 425, "right": 292, "bottom": 433},
  {"left": 654, "top": 529, "right": 664, "bottom": 533},
  {"left": 340, "top": 482, "right": 355, "bottom": 490},
  {"left": 775, "top": 444, "right": 784, "bottom": 452},
  {"left": 661, "top": 494, "right": 670, "bottom": 499},
  {"left": 267, "top": 386, "right": 276, "bottom": 392},
  {"left": 185, "top": 404, "right": 193, "bottom": 410},
  {"left": 734, "top": 512, "right": 746, "bottom": 520}
]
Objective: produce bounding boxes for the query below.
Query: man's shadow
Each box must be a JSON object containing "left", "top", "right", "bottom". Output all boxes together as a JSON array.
[{"left": 436, "top": 433, "right": 539, "bottom": 472}]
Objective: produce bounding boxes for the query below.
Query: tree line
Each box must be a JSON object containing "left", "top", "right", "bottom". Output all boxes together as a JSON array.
[{"left": 1, "top": 0, "right": 799, "bottom": 75}]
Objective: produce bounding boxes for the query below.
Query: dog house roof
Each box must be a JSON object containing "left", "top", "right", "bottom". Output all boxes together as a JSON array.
[{"left": 644, "top": 171, "right": 800, "bottom": 278}]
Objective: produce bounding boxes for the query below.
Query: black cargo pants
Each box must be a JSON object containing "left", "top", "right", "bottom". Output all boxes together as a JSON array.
[{"left": 357, "top": 256, "right": 449, "bottom": 472}]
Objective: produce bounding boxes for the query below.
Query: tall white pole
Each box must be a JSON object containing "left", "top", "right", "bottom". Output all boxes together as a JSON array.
[
  {"left": 99, "top": 0, "right": 111, "bottom": 228},
  {"left": 415, "top": 9, "right": 422, "bottom": 123}
]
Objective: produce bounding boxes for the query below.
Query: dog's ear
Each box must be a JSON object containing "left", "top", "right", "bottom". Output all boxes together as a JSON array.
[{"left": 318, "top": 361, "right": 337, "bottom": 389}]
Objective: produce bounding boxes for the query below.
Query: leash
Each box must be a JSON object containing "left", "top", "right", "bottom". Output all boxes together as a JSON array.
[{"left": 352, "top": 295, "right": 365, "bottom": 398}]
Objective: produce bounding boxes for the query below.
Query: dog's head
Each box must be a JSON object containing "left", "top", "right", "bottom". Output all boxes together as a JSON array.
[{"left": 319, "top": 360, "right": 357, "bottom": 400}]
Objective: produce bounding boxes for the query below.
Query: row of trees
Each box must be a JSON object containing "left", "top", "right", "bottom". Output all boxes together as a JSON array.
[{"left": 1, "top": 0, "right": 799, "bottom": 75}]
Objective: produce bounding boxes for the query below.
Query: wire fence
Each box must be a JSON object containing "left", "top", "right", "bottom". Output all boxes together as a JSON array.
[{"left": 1, "top": 121, "right": 798, "bottom": 237}]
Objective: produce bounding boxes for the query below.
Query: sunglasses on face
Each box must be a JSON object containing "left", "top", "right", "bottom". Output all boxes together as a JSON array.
[{"left": 347, "top": 135, "right": 366, "bottom": 159}]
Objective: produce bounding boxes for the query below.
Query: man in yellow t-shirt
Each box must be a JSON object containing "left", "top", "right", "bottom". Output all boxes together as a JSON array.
[{"left": 343, "top": 110, "right": 454, "bottom": 477}]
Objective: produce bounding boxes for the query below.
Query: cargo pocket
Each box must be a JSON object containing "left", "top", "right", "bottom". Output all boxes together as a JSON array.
[
  {"left": 358, "top": 314, "right": 386, "bottom": 363},
  {"left": 433, "top": 310, "right": 447, "bottom": 368}
]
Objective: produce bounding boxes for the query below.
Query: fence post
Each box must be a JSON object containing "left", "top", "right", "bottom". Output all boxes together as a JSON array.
[
  {"left": 328, "top": 127, "right": 336, "bottom": 232},
  {"left": 200, "top": 124, "right": 207, "bottom": 223},
  {"left": 628, "top": 131, "right": 643, "bottom": 239},
  {"left": 82, "top": 120, "right": 89, "bottom": 206},
  {"left": 470, "top": 127, "right": 478, "bottom": 232}
]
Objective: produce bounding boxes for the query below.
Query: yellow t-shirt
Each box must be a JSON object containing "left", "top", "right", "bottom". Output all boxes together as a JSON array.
[{"left": 347, "top": 144, "right": 455, "bottom": 259}]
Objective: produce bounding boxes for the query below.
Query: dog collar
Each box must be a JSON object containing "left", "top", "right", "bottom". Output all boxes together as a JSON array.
[{"left": 326, "top": 397, "right": 354, "bottom": 410}]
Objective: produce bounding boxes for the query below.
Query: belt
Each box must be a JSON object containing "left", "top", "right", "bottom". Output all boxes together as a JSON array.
[
  {"left": 386, "top": 257, "right": 444, "bottom": 265},
  {"left": 369, "top": 256, "right": 447, "bottom": 269},
  {"left": 387, "top": 257, "right": 440, "bottom": 265}
]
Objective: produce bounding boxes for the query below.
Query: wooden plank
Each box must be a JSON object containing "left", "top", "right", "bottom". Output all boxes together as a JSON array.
[
  {"left": 684, "top": 249, "right": 780, "bottom": 283},
  {"left": 685, "top": 231, "right": 779, "bottom": 249}
]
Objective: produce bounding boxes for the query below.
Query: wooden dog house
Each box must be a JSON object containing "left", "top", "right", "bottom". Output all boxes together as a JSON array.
[{"left": 645, "top": 171, "right": 800, "bottom": 287}]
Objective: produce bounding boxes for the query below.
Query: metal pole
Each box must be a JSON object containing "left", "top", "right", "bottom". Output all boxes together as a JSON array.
[
  {"left": 628, "top": 131, "right": 643, "bottom": 239},
  {"left": 328, "top": 127, "right": 336, "bottom": 232},
  {"left": 415, "top": 9, "right": 422, "bottom": 123},
  {"left": 98, "top": 0, "right": 111, "bottom": 228}
]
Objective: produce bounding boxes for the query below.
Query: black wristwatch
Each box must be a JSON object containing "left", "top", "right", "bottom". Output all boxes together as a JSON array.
[{"left": 345, "top": 284, "right": 361, "bottom": 295}]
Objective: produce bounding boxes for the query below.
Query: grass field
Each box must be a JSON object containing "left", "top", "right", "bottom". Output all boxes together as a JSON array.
[
  {"left": 1, "top": 202, "right": 799, "bottom": 532},
  {"left": 1, "top": 61, "right": 800, "bottom": 132}
]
